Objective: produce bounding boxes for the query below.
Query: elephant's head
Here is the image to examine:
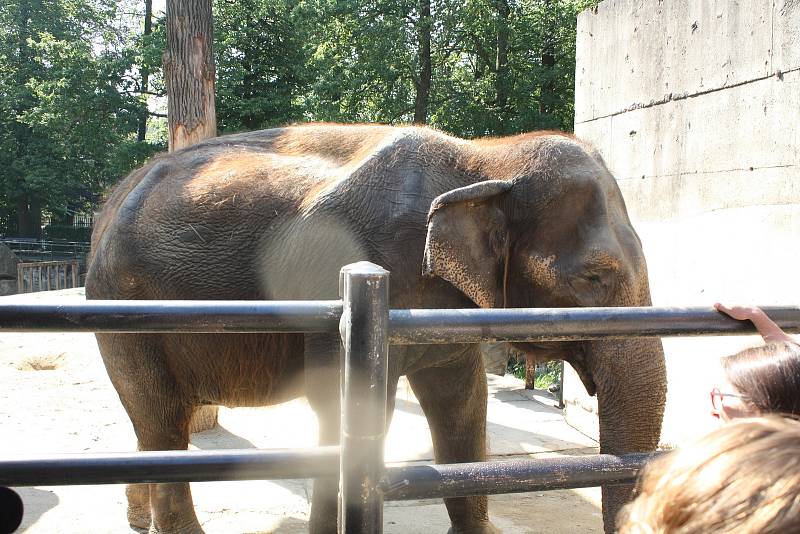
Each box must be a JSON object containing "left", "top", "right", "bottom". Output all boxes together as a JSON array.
[{"left": 423, "top": 135, "right": 667, "bottom": 531}]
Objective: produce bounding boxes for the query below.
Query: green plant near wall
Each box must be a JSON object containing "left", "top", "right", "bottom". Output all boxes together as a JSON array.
[{"left": 508, "top": 359, "right": 562, "bottom": 389}]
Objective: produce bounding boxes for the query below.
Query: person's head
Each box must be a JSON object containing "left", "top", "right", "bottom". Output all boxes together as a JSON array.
[
  {"left": 617, "top": 415, "right": 800, "bottom": 534},
  {"left": 710, "top": 341, "right": 800, "bottom": 421}
]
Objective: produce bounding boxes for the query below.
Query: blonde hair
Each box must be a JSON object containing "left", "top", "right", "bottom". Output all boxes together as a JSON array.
[{"left": 617, "top": 416, "right": 800, "bottom": 534}]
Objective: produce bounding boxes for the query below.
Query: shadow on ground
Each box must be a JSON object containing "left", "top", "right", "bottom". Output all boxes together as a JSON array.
[{"left": 13, "top": 487, "right": 59, "bottom": 531}]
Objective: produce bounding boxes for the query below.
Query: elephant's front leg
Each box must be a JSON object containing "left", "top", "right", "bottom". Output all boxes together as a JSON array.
[
  {"left": 305, "top": 334, "right": 402, "bottom": 534},
  {"left": 305, "top": 334, "right": 342, "bottom": 534},
  {"left": 407, "top": 346, "right": 500, "bottom": 534}
]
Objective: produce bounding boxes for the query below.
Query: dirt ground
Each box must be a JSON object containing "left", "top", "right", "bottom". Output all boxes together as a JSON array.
[{"left": 0, "top": 289, "right": 603, "bottom": 534}]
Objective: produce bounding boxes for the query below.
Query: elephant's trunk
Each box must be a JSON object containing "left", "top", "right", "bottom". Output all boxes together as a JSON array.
[{"left": 587, "top": 336, "right": 667, "bottom": 532}]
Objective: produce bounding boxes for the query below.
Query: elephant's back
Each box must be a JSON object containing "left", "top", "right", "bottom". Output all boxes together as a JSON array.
[{"left": 85, "top": 124, "right": 462, "bottom": 301}]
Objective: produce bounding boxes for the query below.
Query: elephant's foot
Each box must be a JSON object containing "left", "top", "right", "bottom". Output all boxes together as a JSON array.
[
  {"left": 126, "top": 483, "right": 152, "bottom": 531},
  {"left": 447, "top": 522, "right": 502, "bottom": 534},
  {"left": 127, "top": 503, "right": 151, "bottom": 531},
  {"left": 147, "top": 519, "right": 204, "bottom": 534}
]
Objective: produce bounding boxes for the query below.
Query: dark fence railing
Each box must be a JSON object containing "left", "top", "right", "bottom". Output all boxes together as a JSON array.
[
  {"left": 1, "top": 261, "right": 799, "bottom": 534},
  {"left": 1, "top": 238, "right": 90, "bottom": 263},
  {"left": 2, "top": 300, "right": 797, "bottom": 338}
]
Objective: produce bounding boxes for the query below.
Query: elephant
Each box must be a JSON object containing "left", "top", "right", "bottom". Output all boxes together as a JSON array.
[{"left": 85, "top": 123, "right": 666, "bottom": 534}]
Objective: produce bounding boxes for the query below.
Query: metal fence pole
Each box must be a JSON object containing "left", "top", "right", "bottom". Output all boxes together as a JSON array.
[{"left": 338, "top": 262, "right": 390, "bottom": 534}]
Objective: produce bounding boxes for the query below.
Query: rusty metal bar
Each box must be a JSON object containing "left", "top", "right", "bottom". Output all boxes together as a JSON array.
[
  {"left": 0, "top": 449, "right": 655, "bottom": 495},
  {"left": 0, "top": 304, "right": 798, "bottom": 340},
  {"left": 388, "top": 306, "right": 800, "bottom": 344},
  {"left": 381, "top": 453, "right": 658, "bottom": 501}
]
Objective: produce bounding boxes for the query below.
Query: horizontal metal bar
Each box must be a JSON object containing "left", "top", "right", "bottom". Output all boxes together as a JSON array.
[
  {"left": 1, "top": 447, "right": 654, "bottom": 499},
  {"left": 0, "top": 300, "right": 342, "bottom": 333},
  {"left": 381, "top": 453, "right": 658, "bottom": 500},
  {"left": 388, "top": 306, "right": 800, "bottom": 344},
  {"left": 0, "top": 303, "right": 798, "bottom": 341},
  {"left": 0, "top": 447, "right": 340, "bottom": 486}
]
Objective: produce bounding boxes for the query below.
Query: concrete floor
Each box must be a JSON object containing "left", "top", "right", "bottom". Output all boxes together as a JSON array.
[{"left": 0, "top": 289, "right": 603, "bottom": 533}]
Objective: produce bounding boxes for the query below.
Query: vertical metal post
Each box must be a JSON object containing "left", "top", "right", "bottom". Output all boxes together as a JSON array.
[{"left": 338, "top": 262, "right": 390, "bottom": 534}]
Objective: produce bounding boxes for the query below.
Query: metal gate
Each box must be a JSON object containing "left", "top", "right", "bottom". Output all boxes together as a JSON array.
[{"left": 1, "top": 261, "right": 799, "bottom": 533}]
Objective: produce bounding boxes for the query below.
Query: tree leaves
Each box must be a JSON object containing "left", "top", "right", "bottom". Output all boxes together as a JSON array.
[
  {"left": 0, "top": 0, "right": 161, "bottom": 234},
  {"left": 0, "top": 0, "right": 597, "bottom": 235}
]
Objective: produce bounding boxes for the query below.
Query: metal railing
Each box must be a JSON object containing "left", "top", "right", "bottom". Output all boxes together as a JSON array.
[
  {"left": 1, "top": 261, "right": 799, "bottom": 533},
  {"left": 1, "top": 238, "right": 90, "bottom": 262}
]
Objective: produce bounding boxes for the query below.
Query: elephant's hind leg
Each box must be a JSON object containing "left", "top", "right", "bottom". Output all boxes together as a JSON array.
[
  {"left": 95, "top": 333, "right": 203, "bottom": 534},
  {"left": 407, "top": 346, "right": 501, "bottom": 534}
]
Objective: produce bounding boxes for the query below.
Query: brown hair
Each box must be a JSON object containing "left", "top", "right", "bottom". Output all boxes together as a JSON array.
[
  {"left": 617, "top": 416, "right": 800, "bottom": 534},
  {"left": 722, "top": 341, "right": 800, "bottom": 416}
]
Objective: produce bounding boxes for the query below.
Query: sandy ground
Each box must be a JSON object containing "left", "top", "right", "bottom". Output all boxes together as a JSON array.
[{"left": 0, "top": 289, "right": 603, "bottom": 533}]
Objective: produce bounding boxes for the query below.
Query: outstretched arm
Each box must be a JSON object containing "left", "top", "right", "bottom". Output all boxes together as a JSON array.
[{"left": 714, "top": 303, "right": 797, "bottom": 344}]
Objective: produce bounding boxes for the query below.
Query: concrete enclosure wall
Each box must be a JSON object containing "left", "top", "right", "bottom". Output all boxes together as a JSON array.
[{"left": 569, "top": 0, "right": 800, "bottom": 446}]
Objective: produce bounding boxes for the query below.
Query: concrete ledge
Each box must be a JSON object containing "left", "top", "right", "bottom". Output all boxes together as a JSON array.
[
  {"left": 616, "top": 166, "right": 800, "bottom": 222},
  {"left": 579, "top": 69, "right": 800, "bottom": 181}
]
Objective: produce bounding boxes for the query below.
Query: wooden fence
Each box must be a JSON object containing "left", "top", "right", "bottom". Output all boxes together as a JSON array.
[{"left": 16, "top": 260, "right": 80, "bottom": 294}]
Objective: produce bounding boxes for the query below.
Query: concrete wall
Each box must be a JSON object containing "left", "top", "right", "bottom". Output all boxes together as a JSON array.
[{"left": 569, "top": 0, "right": 800, "bottom": 446}]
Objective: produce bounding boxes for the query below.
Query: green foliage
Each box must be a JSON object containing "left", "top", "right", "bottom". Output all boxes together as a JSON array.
[
  {"left": 508, "top": 359, "right": 562, "bottom": 390},
  {"left": 0, "top": 0, "right": 163, "bottom": 236},
  {"left": 300, "top": 0, "right": 598, "bottom": 135},
  {"left": 42, "top": 224, "right": 92, "bottom": 242},
  {"left": 533, "top": 360, "right": 562, "bottom": 389},
  {"left": 0, "top": 0, "right": 598, "bottom": 233},
  {"left": 213, "top": 0, "right": 313, "bottom": 131}
]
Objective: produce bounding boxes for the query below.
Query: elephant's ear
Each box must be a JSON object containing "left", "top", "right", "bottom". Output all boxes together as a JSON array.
[{"left": 423, "top": 180, "right": 512, "bottom": 308}]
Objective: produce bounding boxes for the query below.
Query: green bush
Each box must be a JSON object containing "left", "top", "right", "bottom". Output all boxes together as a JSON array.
[
  {"left": 508, "top": 359, "right": 562, "bottom": 390},
  {"left": 43, "top": 225, "right": 92, "bottom": 242}
]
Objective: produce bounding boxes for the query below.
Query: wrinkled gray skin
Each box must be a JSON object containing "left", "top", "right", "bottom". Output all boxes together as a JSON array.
[{"left": 86, "top": 124, "right": 666, "bottom": 534}]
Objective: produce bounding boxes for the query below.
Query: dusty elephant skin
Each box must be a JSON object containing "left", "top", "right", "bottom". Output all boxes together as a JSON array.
[{"left": 85, "top": 123, "right": 666, "bottom": 534}]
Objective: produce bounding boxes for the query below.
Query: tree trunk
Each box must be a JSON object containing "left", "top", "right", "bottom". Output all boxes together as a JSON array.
[
  {"left": 539, "top": 0, "right": 556, "bottom": 116},
  {"left": 524, "top": 355, "right": 536, "bottom": 390},
  {"left": 495, "top": 0, "right": 510, "bottom": 110},
  {"left": 163, "top": 0, "right": 217, "bottom": 152},
  {"left": 16, "top": 196, "right": 42, "bottom": 239},
  {"left": 137, "top": 0, "right": 153, "bottom": 143},
  {"left": 413, "top": 0, "right": 432, "bottom": 125}
]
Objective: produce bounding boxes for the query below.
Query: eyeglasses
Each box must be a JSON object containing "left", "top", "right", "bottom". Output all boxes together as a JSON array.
[{"left": 710, "top": 387, "right": 750, "bottom": 412}]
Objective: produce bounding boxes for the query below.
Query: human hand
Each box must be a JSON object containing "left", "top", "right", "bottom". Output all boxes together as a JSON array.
[
  {"left": 714, "top": 303, "right": 765, "bottom": 322},
  {"left": 715, "top": 303, "right": 795, "bottom": 344}
]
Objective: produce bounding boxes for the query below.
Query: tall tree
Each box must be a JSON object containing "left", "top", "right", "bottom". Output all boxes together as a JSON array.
[
  {"left": 413, "top": 0, "right": 432, "bottom": 124},
  {"left": 137, "top": 0, "right": 153, "bottom": 142},
  {"left": 213, "top": 0, "right": 311, "bottom": 132},
  {"left": 163, "top": 0, "right": 216, "bottom": 152},
  {"left": 0, "top": 0, "right": 151, "bottom": 237}
]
